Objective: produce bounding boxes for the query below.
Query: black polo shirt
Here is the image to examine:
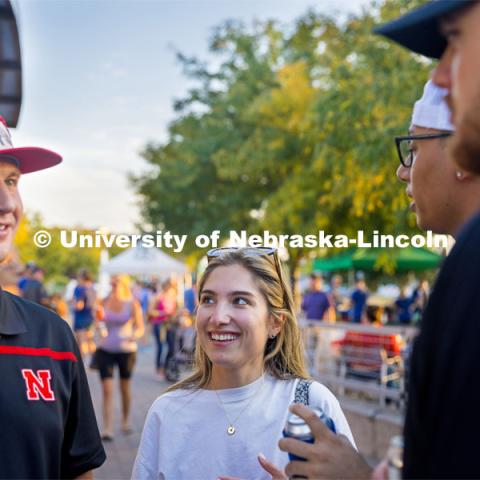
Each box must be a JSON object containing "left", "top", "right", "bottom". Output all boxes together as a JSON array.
[
  {"left": 0, "top": 289, "right": 106, "bottom": 479},
  {"left": 403, "top": 211, "right": 480, "bottom": 478}
]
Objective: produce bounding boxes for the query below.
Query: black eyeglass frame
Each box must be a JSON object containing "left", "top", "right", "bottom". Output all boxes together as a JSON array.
[{"left": 395, "top": 133, "right": 452, "bottom": 168}]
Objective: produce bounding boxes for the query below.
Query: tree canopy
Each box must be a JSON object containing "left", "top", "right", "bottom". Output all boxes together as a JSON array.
[
  {"left": 132, "top": 0, "right": 429, "bottom": 278},
  {"left": 14, "top": 214, "right": 124, "bottom": 288}
]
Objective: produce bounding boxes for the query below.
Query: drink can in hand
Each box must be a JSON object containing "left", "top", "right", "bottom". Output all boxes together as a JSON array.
[{"left": 283, "top": 406, "right": 336, "bottom": 462}]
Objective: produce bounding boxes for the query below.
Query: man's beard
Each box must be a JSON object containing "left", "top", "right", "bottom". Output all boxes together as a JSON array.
[{"left": 449, "top": 92, "right": 480, "bottom": 174}]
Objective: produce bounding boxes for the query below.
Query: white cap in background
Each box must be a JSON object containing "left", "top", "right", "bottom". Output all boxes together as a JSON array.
[{"left": 411, "top": 80, "right": 454, "bottom": 132}]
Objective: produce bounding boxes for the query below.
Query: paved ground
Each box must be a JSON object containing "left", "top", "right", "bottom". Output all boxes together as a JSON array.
[{"left": 86, "top": 343, "right": 168, "bottom": 480}]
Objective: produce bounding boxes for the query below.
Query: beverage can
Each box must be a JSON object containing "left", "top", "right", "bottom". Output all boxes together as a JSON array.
[{"left": 283, "top": 406, "right": 336, "bottom": 462}]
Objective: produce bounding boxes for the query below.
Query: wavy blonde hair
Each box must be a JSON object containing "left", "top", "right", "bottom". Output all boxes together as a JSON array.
[{"left": 168, "top": 249, "right": 308, "bottom": 392}]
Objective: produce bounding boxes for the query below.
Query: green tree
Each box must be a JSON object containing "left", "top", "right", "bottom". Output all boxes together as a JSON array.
[
  {"left": 132, "top": 0, "right": 430, "bottom": 286},
  {"left": 131, "top": 19, "right": 284, "bottom": 259},
  {"left": 15, "top": 214, "right": 125, "bottom": 288}
]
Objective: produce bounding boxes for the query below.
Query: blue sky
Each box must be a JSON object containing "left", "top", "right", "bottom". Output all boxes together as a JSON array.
[{"left": 12, "top": 0, "right": 367, "bottom": 232}]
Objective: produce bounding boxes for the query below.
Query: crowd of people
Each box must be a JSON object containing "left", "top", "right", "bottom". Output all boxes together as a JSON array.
[
  {"left": 2, "top": 1, "right": 480, "bottom": 478},
  {"left": 301, "top": 272, "right": 429, "bottom": 325}
]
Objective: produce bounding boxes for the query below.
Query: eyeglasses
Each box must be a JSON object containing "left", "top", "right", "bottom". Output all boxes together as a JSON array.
[
  {"left": 207, "top": 246, "right": 276, "bottom": 261},
  {"left": 395, "top": 133, "right": 452, "bottom": 168}
]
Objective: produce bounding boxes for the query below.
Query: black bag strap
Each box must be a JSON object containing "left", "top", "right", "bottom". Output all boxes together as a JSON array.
[{"left": 294, "top": 379, "right": 313, "bottom": 405}]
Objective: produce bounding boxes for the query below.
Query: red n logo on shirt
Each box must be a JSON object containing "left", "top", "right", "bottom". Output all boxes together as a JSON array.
[{"left": 21, "top": 369, "right": 55, "bottom": 401}]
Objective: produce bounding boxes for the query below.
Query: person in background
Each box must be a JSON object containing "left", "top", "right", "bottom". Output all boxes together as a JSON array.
[
  {"left": 17, "top": 261, "right": 35, "bottom": 294},
  {"left": 73, "top": 269, "right": 96, "bottom": 357},
  {"left": 184, "top": 277, "right": 197, "bottom": 316},
  {"left": 95, "top": 275, "right": 144, "bottom": 441},
  {"left": 22, "top": 266, "right": 49, "bottom": 306},
  {"left": 133, "top": 280, "right": 152, "bottom": 346},
  {"left": 161, "top": 279, "right": 178, "bottom": 366},
  {"left": 148, "top": 283, "right": 170, "bottom": 378},
  {"left": 49, "top": 292, "right": 69, "bottom": 321},
  {"left": 411, "top": 279, "right": 429, "bottom": 323},
  {"left": 163, "top": 308, "right": 195, "bottom": 382},
  {"left": 64, "top": 273, "right": 78, "bottom": 326},
  {"left": 329, "top": 274, "right": 346, "bottom": 320},
  {"left": 162, "top": 279, "right": 178, "bottom": 317},
  {"left": 394, "top": 287, "right": 413, "bottom": 325},
  {"left": 350, "top": 278, "right": 368, "bottom": 323},
  {"left": 133, "top": 280, "right": 151, "bottom": 321},
  {"left": 301, "top": 274, "right": 334, "bottom": 322}
]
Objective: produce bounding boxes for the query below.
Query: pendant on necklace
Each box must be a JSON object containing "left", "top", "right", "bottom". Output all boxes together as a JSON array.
[{"left": 227, "top": 425, "right": 236, "bottom": 435}]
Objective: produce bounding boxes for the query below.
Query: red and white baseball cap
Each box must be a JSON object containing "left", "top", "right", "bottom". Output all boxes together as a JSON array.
[{"left": 0, "top": 116, "right": 62, "bottom": 174}]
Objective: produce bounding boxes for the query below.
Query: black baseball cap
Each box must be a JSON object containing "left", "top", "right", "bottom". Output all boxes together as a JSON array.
[{"left": 374, "top": 0, "right": 475, "bottom": 59}]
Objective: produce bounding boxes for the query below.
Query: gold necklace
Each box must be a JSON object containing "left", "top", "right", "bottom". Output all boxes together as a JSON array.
[{"left": 214, "top": 375, "right": 265, "bottom": 436}]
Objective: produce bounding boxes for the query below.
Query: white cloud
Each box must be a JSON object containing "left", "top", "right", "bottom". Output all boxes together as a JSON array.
[
  {"left": 86, "top": 61, "right": 129, "bottom": 81},
  {"left": 19, "top": 164, "right": 142, "bottom": 232}
]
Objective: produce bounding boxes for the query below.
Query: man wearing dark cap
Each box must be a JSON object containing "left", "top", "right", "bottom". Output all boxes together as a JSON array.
[
  {"left": 279, "top": 2, "right": 480, "bottom": 478},
  {"left": 0, "top": 117, "right": 106, "bottom": 479},
  {"left": 376, "top": 0, "right": 480, "bottom": 176},
  {"left": 377, "top": 2, "right": 480, "bottom": 478},
  {"left": 432, "top": 5, "right": 480, "bottom": 176}
]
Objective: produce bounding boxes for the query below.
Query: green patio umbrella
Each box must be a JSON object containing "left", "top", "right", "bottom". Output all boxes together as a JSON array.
[
  {"left": 312, "top": 247, "right": 443, "bottom": 273},
  {"left": 311, "top": 251, "right": 354, "bottom": 271}
]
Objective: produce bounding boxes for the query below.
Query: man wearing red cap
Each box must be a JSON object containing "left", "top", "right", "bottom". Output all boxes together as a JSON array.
[
  {"left": 279, "top": 1, "right": 480, "bottom": 478},
  {"left": 0, "top": 118, "right": 106, "bottom": 479}
]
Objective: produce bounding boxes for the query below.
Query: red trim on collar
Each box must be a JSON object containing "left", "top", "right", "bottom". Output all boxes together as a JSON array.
[{"left": 0, "top": 346, "right": 78, "bottom": 362}]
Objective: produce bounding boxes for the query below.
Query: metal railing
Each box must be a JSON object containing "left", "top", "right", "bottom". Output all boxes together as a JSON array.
[{"left": 300, "top": 319, "right": 418, "bottom": 408}]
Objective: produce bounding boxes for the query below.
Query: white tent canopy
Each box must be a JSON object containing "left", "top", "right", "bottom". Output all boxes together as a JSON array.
[{"left": 101, "top": 244, "right": 187, "bottom": 276}]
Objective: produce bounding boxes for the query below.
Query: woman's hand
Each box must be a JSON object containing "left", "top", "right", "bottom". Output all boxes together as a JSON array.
[
  {"left": 372, "top": 459, "right": 388, "bottom": 480},
  {"left": 217, "top": 453, "right": 287, "bottom": 480},
  {"left": 257, "top": 453, "right": 287, "bottom": 479}
]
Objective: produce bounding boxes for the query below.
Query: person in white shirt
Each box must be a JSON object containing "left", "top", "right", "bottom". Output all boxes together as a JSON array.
[{"left": 132, "top": 247, "right": 355, "bottom": 480}]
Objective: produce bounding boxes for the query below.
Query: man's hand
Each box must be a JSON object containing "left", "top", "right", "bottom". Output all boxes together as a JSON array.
[{"left": 278, "top": 404, "right": 372, "bottom": 480}]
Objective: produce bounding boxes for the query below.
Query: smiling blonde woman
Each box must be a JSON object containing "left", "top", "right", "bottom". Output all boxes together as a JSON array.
[{"left": 132, "top": 248, "right": 354, "bottom": 480}]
